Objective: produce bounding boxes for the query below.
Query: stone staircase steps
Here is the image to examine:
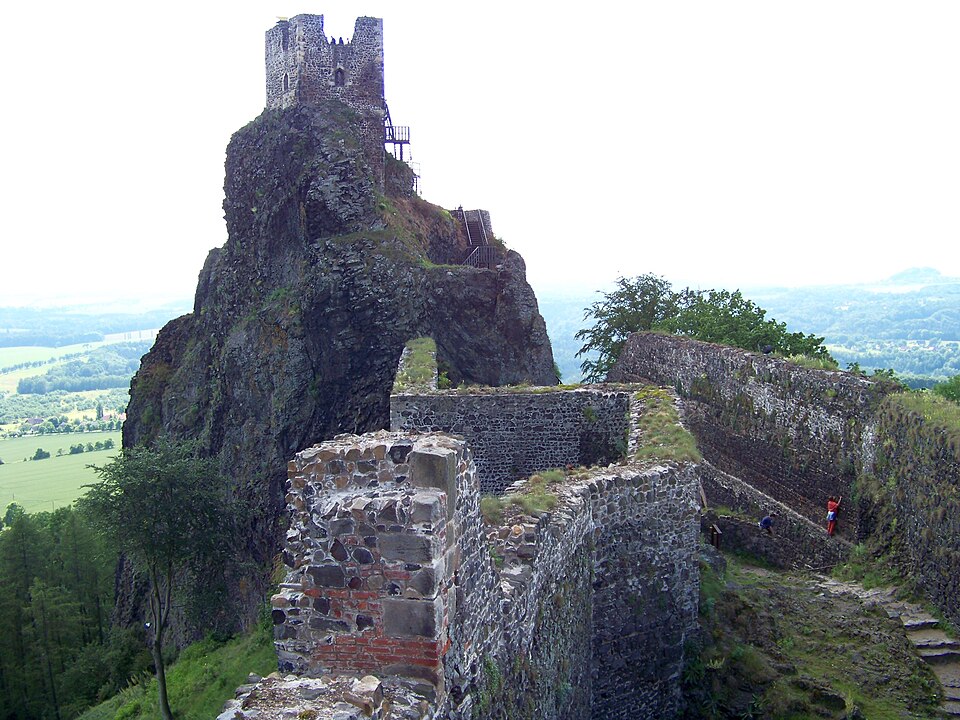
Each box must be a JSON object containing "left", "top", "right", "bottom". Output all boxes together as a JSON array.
[
  {"left": 918, "top": 648, "right": 960, "bottom": 665},
  {"left": 901, "top": 616, "right": 941, "bottom": 631},
  {"left": 909, "top": 633, "right": 960, "bottom": 651},
  {"left": 816, "top": 575, "right": 960, "bottom": 716}
]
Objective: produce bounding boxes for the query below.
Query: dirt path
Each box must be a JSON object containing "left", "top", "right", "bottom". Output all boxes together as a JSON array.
[{"left": 817, "top": 577, "right": 960, "bottom": 717}]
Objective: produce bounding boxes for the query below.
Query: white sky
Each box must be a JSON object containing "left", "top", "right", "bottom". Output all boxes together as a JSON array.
[{"left": 2, "top": 1, "right": 959, "bottom": 308}]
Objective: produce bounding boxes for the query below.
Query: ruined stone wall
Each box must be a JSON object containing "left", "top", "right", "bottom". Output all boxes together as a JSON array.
[
  {"left": 265, "top": 15, "right": 385, "bottom": 186},
  {"left": 867, "top": 400, "right": 960, "bottom": 628},
  {"left": 609, "top": 333, "right": 896, "bottom": 535},
  {"left": 390, "top": 388, "right": 631, "bottom": 493},
  {"left": 273, "top": 432, "right": 490, "bottom": 685},
  {"left": 586, "top": 465, "right": 700, "bottom": 716},
  {"left": 699, "top": 463, "right": 851, "bottom": 570},
  {"left": 269, "top": 427, "right": 700, "bottom": 719}
]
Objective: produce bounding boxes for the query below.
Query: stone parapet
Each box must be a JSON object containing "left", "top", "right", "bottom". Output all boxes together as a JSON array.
[
  {"left": 274, "top": 432, "right": 473, "bottom": 684},
  {"left": 391, "top": 387, "right": 632, "bottom": 493},
  {"left": 266, "top": 418, "right": 700, "bottom": 719}
]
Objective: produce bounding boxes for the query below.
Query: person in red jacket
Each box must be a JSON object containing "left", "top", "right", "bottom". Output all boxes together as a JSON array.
[{"left": 826, "top": 495, "right": 842, "bottom": 536}]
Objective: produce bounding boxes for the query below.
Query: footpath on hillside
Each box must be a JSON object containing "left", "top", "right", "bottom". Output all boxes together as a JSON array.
[
  {"left": 817, "top": 577, "right": 960, "bottom": 718},
  {"left": 687, "top": 550, "right": 950, "bottom": 719}
]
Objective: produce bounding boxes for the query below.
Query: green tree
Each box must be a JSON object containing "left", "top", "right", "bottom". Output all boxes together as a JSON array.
[
  {"left": 933, "top": 374, "right": 960, "bottom": 403},
  {"left": 79, "top": 439, "right": 234, "bottom": 720},
  {"left": 575, "top": 274, "right": 681, "bottom": 382},
  {"left": 3, "top": 502, "right": 24, "bottom": 527},
  {"left": 664, "top": 288, "right": 833, "bottom": 360},
  {"left": 576, "top": 275, "right": 834, "bottom": 381}
]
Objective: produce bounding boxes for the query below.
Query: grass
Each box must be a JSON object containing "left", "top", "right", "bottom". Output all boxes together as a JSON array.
[
  {"left": 77, "top": 622, "right": 276, "bottom": 720},
  {"left": 480, "top": 470, "right": 562, "bottom": 525},
  {"left": 632, "top": 386, "right": 701, "bottom": 464},
  {"left": 783, "top": 354, "right": 840, "bottom": 371},
  {"left": 687, "top": 553, "right": 943, "bottom": 720},
  {"left": 0, "top": 431, "right": 121, "bottom": 513},
  {"left": 392, "top": 336, "right": 437, "bottom": 393},
  {"left": 830, "top": 543, "right": 905, "bottom": 590},
  {"left": 887, "top": 390, "right": 960, "bottom": 433}
]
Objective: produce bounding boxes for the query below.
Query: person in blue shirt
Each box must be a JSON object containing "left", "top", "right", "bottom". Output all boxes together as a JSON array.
[{"left": 758, "top": 512, "right": 777, "bottom": 535}]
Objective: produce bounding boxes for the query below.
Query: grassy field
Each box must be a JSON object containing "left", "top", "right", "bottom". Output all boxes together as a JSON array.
[
  {"left": 0, "top": 431, "right": 121, "bottom": 513},
  {"left": 0, "top": 338, "right": 152, "bottom": 393},
  {"left": 0, "top": 342, "right": 108, "bottom": 392}
]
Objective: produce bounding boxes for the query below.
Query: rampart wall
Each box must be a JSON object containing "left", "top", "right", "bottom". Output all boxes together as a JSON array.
[
  {"left": 390, "top": 389, "right": 632, "bottom": 493},
  {"left": 608, "top": 333, "right": 897, "bottom": 538},
  {"left": 248, "top": 418, "right": 699, "bottom": 720},
  {"left": 867, "top": 401, "right": 960, "bottom": 628},
  {"left": 699, "top": 462, "right": 850, "bottom": 571}
]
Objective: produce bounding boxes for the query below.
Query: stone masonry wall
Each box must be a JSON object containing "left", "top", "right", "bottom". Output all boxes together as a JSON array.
[
  {"left": 390, "top": 388, "right": 631, "bottom": 493},
  {"left": 699, "top": 462, "right": 851, "bottom": 570},
  {"left": 268, "top": 418, "right": 701, "bottom": 719},
  {"left": 868, "top": 400, "right": 960, "bottom": 628},
  {"left": 265, "top": 15, "right": 385, "bottom": 186},
  {"left": 609, "top": 333, "right": 897, "bottom": 536},
  {"left": 274, "top": 432, "right": 481, "bottom": 685}
]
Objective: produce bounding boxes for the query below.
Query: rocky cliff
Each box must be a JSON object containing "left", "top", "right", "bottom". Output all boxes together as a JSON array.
[{"left": 120, "top": 101, "right": 557, "bottom": 636}]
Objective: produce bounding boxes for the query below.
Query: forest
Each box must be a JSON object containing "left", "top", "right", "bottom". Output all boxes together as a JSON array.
[{"left": 0, "top": 505, "right": 150, "bottom": 719}]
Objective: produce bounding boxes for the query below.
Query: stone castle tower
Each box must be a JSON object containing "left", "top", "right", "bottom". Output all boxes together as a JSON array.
[{"left": 265, "top": 14, "right": 385, "bottom": 185}]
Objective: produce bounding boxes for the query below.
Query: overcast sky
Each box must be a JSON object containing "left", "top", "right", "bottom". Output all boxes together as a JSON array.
[{"left": 2, "top": 1, "right": 958, "bottom": 308}]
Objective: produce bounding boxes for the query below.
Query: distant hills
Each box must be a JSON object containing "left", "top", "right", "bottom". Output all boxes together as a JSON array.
[
  {"left": 2, "top": 267, "right": 958, "bottom": 390},
  {"left": 0, "top": 302, "right": 190, "bottom": 348}
]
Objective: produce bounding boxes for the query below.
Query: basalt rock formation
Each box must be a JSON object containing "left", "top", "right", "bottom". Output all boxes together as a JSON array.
[{"left": 120, "top": 101, "right": 557, "bottom": 637}]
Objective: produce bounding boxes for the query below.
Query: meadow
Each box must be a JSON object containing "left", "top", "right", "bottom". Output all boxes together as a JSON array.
[
  {"left": 0, "top": 342, "right": 104, "bottom": 393},
  {"left": 0, "top": 430, "right": 122, "bottom": 513}
]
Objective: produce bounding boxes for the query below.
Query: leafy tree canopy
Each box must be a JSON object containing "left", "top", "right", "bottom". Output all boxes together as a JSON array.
[
  {"left": 79, "top": 438, "right": 235, "bottom": 720},
  {"left": 933, "top": 374, "right": 960, "bottom": 403},
  {"left": 576, "top": 274, "right": 834, "bottom": 382}
]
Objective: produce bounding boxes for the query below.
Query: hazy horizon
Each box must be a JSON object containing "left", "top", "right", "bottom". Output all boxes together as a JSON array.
[{"left": 3, "top": 2, "right": 960, "bottom": 308}]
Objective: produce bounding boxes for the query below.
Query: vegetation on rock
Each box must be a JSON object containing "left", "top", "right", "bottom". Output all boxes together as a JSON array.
[
  {"left": 632, "top": 386, "right": 702, "bottom": 464},
  {"left": 683, "top": 551, "right": 942, "bottom": 719}
]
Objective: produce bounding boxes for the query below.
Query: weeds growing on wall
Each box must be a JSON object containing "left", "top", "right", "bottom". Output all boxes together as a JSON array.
[
  {"left": 633, "top": 387, "right": 702, "bottom": 464},
  {"left": 784, "top": 354, "right": 840, "bottom": 371},
  {"left": 479, "top": 470, "right": 564, "bottom": 526},
  {"left": 391, "top": 337, "right": 437, "bottom": 393}
]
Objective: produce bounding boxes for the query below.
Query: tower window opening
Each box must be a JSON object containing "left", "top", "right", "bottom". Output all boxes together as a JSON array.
[
  {"left": 283, "top": 73, "right": 290, "bottom": 92},
  {"left": 335, "top": 68, "right": 345, "bottom": 86}
]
